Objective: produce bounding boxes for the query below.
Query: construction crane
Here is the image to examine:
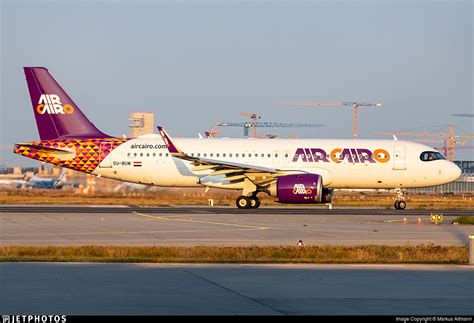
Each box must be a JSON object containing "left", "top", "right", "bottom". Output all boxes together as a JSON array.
[
  {"left": 240, "top": 112, "right": 262, "bottom": 138},
  {"left": 375, "top": 125, "right": 474, "bottom": 161},
  {"left": 275, "top": 101, "right": 382, "bottom": 139},
  {"left": 411, "top": 139, "right": 467, "bottom": 159},
  {"left": 453, "top": 114, "right": 474, "bottom": 117},
  {"left": 433, "top": 142, "right": 473, "bottom": 159},
  {"left": 216, "top": 121, "right": 326, "bottom": 138}
]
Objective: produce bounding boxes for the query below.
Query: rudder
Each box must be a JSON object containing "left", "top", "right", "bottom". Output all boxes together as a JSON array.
[{"left": 24, "top": 67, "right": 109, "bottom": 140}]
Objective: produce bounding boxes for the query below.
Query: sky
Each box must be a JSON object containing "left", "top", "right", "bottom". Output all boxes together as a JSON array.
[{"left": 1, "top": 0, "right": 473, "bottom": 166}]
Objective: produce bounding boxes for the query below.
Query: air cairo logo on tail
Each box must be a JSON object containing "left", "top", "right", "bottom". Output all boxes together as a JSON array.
[{"left": 36, "top": 94, "right": 74, "bottom": 115}]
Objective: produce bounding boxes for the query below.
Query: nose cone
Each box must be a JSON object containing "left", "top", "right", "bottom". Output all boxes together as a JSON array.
[{"left": 447, "top": 161, "right": 462, "bottom": 182}]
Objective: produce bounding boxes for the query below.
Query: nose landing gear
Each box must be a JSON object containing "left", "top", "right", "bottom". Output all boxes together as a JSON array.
[{"left": 393, "top": 188, "right": 407, "bottom": 210}]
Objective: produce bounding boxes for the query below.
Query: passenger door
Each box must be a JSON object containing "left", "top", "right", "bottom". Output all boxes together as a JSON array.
[{"left": 393, "top": 145, "right": 406, "bottom": 170}]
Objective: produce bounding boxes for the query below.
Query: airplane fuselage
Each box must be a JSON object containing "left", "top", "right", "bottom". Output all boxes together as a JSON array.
[{"left": 16, "top": 135, "right": 461, "bottom": 190}]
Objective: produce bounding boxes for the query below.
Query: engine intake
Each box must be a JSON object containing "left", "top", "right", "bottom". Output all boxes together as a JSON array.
[{"left": 265, "top": 174, "right": 323, "bottom": 204}]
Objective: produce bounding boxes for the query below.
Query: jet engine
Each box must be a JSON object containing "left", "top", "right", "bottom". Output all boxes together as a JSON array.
[{"left": 265, "top": 174, "right": 328, "bottom": 204}]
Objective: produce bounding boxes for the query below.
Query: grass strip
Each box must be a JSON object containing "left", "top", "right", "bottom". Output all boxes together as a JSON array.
[
  {"left": 0, "top": 245, "right": 468, "bottom": 264},
  {"left": 452, "top": 216, "right": 474, "bottom": 225}
]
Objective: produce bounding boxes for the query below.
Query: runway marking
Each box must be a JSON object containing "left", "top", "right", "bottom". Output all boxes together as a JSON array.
[{"left": 132, "top": 211, "right": 269, "bottom": 230}]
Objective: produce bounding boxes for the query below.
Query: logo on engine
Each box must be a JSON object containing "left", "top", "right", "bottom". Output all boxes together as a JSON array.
[
  {"left": 36, "top": 94, "right": 74, "bottom": 115},
  {"left": 292, "top": 184, "right": 312, "bottom": 195}
]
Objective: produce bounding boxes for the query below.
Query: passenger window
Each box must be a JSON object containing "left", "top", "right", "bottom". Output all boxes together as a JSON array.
[
  {"left": 204, "top": 153, "right": 207, "bottom": 157},
  {"left": 153, "top": 153, "right": 156, "bottom": 157},
  {"left": 166, "top": 153, "right": 169, "bottom": 157},
  {"left": 159, "top": 153, "right": 162, "bottom": 157},
  {"left": 146, "top": 153, "right": 149, "bottom": 157},
  {"left": 197, "top": 153, "right": 200, "bottom": 157},
  {"left": 229, "top": 153, "right": 232, "bottom": 157},
  {"left": 127, "top": 153, "right": 130, "bottom": 157},
  {"left": 223, "top": 153, "right": 226, "bottom": 157},
  {"left": 210, "top": 153, "right": 213, "bottom": 157},
  {"left": 140, "top": 153, "right": 143, "bottom": 157},
  {"left": 236, "top": 153, "right": 239, "bottom": 157},
  {"left": 285, "top": 153, "right": 289, "bottom": 158},
  {"left": 255, "top": 153, "right": 258, "bottom": 157},
  {"left": 267, "top": 154, "right": 271, "bottom": 158},
  {"left": 216, "top": 153, "right": 220, "bottom": 157},
  {"left": 134, "top": 153, "right": 137, "bottom": 157}
]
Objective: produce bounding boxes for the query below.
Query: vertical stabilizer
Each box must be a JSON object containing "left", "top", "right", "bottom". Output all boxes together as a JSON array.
[{"left": 24, "top": 67, "right": 109, "bottom": 140}]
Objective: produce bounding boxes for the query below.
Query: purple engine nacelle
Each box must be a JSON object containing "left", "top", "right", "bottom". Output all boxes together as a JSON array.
[{"left": 265, "top": 174, "right": 324, "bottom": 204}]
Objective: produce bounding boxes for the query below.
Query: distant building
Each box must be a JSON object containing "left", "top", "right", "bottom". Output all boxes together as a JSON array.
[
  {"left": 129, "top": 112, "right": 154, "bottom": 137},
  {"left": 455, "top": 161, "right": 474, "bottom": 175},
  {"left": 38, "top": 164, "right": 61, "bottom": 177}
]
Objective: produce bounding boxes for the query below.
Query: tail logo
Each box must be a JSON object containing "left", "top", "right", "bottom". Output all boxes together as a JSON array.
[{"left": 36, "top": 94, "right": 74, "bottom": 115}]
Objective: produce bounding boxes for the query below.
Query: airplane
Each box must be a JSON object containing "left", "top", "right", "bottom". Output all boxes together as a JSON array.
[
  {"left": 0, "top": 169, "right": 66, "bottom": 189},
  {"left": 13, "top": 67, "right": 462, "bottom": 209},
  {"left": 0, "top": 178, "right": 27, "bottom": 188},
  {"left": 19, "top": 169, "right": 67, "bottom": 189}
]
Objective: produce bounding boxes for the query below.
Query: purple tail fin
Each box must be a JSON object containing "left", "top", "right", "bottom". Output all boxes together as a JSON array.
[{"left": 24, "top": 67, "right": 109, "bottom": 140}]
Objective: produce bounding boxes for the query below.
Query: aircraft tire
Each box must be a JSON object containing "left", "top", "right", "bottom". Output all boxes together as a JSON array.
[
  {"left": 398, "top": 200, "right": 407, "bottom": 210},
  {"left": 250, "top": 197, "right": 261, "bottom": 209},
  {"left": 236, "top": 196, "right": 251, "bottom": 209}
]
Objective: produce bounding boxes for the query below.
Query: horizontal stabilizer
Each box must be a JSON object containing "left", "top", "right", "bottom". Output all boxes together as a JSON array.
[{"left": 14, "top": 143, "right": 76, "bottom": 161}]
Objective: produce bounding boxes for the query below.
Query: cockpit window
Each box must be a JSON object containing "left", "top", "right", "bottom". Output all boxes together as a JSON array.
[{"left": 420, "top": 151, "right": 444, "bottom": 161}]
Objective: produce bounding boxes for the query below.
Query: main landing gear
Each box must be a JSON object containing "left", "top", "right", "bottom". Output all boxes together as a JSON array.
[
  {"left": 393, "top": 188, "right": 407, "bottom": 210},
  {"left": 236, "top": 196, "right": 261, "bottom": 209}
]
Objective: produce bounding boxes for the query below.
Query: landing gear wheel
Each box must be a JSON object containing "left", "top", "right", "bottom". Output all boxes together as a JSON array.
[
  {"left": 236, "top": 196, "right": 251, "bottom": 209},
  {"left": 250, "top": 197, "right": 261, "bottom": 209},
  {"left": 393, "top": 188, "right": 408, "bottom": 210},
  {"left": 397, "top": 200, "right": 406, "bottom": 210},
  {"left": 394, "top": 201, "right": 407, "bottom": 210}
]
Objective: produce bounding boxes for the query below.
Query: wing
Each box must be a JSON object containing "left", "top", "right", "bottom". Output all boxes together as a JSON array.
[{"left": 157, "top": 126, "right": 297, "bottom": 187}]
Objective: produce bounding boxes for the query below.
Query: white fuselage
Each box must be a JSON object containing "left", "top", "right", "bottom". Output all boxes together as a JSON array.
[{"left": 92, "top": 135, "right": 461, "bottom": 190}]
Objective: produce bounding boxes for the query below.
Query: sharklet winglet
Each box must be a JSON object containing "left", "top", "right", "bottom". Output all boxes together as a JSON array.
[{"left": 157, "top": 126, "right": 181, "bottom": 155}]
